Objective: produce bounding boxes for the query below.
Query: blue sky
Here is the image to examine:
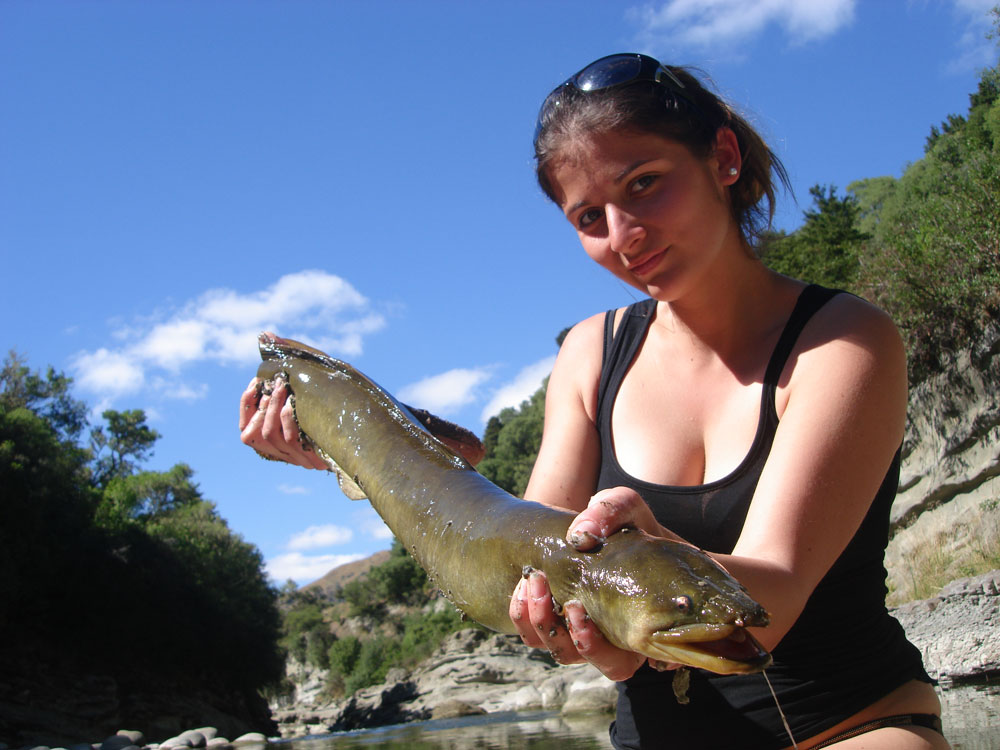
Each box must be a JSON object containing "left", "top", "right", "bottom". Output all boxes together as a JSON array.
[{"left": 2, "top": 0, "right": 996, "bottom": 586}]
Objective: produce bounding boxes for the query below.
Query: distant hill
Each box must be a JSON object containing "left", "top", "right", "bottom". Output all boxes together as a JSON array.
[{"left": 302, "top": 548, "right": 392, "bottom": 597}]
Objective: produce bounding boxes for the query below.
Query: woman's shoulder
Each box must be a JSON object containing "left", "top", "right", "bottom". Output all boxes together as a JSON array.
[
  {"left": 787, "top": 289, "right": 906, "bottom": 396},
  {"left": 559, "top": 308, "right": 610, "bottom": 356},
  {"left": 806, "top": 289, "right": 903, "bottom": 352},
  {"left": 548, "top": 307, "right": 629, "bottom": 421}
]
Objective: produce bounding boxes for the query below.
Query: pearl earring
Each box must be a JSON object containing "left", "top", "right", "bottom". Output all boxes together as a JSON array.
[{"left": 728, "top": 167, "right": 739, "bottom": 176}]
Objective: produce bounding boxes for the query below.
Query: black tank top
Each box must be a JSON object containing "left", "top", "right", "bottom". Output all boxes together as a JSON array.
[{"left": 595, "top": 285, "right": 931, "bottom": 749}]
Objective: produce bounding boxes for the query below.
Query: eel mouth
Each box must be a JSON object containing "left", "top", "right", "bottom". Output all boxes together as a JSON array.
[{"left": 646, "top": 624, "right": 772, "bottom": 674}]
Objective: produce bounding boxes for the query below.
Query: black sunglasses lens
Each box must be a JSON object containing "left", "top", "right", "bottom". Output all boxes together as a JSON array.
[{"left": 574, "top": 55, "right": 643, "bottom": 92}]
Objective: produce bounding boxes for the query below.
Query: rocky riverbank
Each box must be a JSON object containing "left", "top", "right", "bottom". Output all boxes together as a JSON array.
[
  {"left": 268, "top": 568, "right": 1000, "bottom": 738},
  {"left": 269, "top": 325, "right": 1000, "bottom": 738},
  {"left": 269, "top": 627, "right": 615, "bottom": 738},
  {"left": 0, "top": 728, "right": 269, "bottom": 750},
  {"left": 0, "top": 661, "right": 275, "bottom": 750},
  {"left": 893, "top": 569, "right": 1000, "bottom": 686}
]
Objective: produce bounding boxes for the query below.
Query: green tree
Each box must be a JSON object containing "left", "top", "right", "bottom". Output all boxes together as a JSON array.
[
  {"left": 1, "top": 353, "right": 284, "bottom": 704},
  {"left": 145, "top": 499, "right": 284, "bottom": 684},
  {"left": 0, "top": 351, "right": 89, "bottom": 442},
  {"left": 0, "top": 393, "right": 98, "bottom": 634},
  {"left": 91, "top": 408, "right": 160, "bottom": 486},
  {"left": 847, "top": 176, "right": 897, "bottom": 236},
  {"left": 369, "top": 541, "right": 428, "bottom": 604},
  {"left": 89, "top": 409, "right": 206, "bottom": 530},
  {"left": 760, "top": 184, "right": 869, "bottom": 290},
  {"left": 477, "top": 384, "right": 546, "bottom": 496},
  {"left": 858, "top": 47, "right": 1000, "bottom": 380},
  {"left": 280, "top": 601, "right": 334, "bottom": 666},
  {"left": 328, "top": 635, "right": 362, "bottom": 676},
  {"left": 97, "top": 462, "right": 202, "bottom": 528},
  {"left": 343, "top": 635, "right": 402, "bottom": 694}
]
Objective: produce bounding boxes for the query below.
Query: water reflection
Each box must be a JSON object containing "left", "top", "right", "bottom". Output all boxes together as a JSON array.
[
  {"left": 276, "top": 711, "right": 613, "bottom": 750},
  {"left": 274, "top": 684, "right": 999, "bottom": 750},
  {"left": 941, "top": 683, "right": 1000, "bottom": 750}
]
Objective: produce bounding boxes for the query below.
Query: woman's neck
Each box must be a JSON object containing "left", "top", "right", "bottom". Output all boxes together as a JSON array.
[{"left": 652, "top": 259, "right": 800, "bottom": 367}]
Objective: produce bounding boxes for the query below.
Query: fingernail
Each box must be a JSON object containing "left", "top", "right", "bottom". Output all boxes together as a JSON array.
[
  {"left": 528, "top": 570, "right": 547, "bottom": 600},
  {"left": 564, "top": 600, "right": 586, "bottom": 631},
  {"left": 568, "top": 522, "right": 605, "bottom": 549}
]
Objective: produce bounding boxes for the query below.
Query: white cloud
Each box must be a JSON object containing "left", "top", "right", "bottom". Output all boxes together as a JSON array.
[
  {"left": 287, "top": 524, "right": 354, "bottom": 550},
  {"left": 397, "top": 366, "right": 494, "bottom": 416},
  {"left": 277, "top": 483, "right": 310, "bottom": 495},
  {"left": 357, "top": 508, "right": 395, "bottom": 540},
  {"left": 628, "top": 0, "right": 855, "bottom": 50},
  {"left": 71, "top": 348, "right": 146, "bottom": 395},
  {"left": 480, "top": 355, "right": 556, "bottom": 423},
  {"left": 149, "top": 376, "right": 209, "bottom": 401},
  {"left": 266, "top": 551, "right": 365, "bottom": 584},
  {"left": 945, "top": 0, "right": 997, "bottom": 73},
  {"left": 71, "top": 270, "right": 386, "bottom": 402}
]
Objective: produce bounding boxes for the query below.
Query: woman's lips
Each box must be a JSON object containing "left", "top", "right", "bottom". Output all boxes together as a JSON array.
[{"left": 626, "top": 248, "right": 667, "bottom": 277}]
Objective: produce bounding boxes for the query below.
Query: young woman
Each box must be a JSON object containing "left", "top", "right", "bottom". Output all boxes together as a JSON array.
[
  {"left": 505, "top": 53, "right": 947, "bottom": 749},
  {"left": 240, "top": 54, "right": 949, "bottom": 749}
]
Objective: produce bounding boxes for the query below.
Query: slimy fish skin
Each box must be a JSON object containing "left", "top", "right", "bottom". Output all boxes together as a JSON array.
[{"left": 255, "top": 334, "right": 772, "bottom": 675}]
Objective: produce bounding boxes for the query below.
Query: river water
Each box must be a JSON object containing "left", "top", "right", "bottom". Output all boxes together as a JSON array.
[{"left": 273, "top": 683, "right": 999, "bottom": 749}]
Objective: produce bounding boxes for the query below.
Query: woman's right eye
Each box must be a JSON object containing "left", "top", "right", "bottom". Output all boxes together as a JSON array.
[{"left": 578, "top": 208, "right": 603, "bottom": 228}]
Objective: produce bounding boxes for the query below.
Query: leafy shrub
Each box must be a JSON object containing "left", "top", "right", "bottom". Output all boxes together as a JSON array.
[
  {"left": 328, "top": 635, "right": 362, "bottom": 676},
  {"left": 343, "top": 635, "right": 403, "bottom": 695}
]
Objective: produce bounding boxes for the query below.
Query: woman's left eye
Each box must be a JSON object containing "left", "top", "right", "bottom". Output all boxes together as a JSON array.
[
  {"left": 628, "top": 174, "right": 656, "bottom": 195},
  {"left": 629, "top": 175, "right": 657, "bottom": 194}
]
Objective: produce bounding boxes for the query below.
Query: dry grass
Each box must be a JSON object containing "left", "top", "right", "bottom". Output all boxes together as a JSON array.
[{"left": 886, "top": 498, "right": 1000, "bottom": 606}]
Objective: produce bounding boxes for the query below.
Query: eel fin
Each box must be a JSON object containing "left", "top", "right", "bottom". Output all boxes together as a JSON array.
[{"left": 334, "top": 465, "right": 367, "bottom": 501}]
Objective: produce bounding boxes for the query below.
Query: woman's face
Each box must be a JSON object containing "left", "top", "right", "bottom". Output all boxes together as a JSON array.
[{"left": 546, "top": 128, "right": 742, "bottom": 301}]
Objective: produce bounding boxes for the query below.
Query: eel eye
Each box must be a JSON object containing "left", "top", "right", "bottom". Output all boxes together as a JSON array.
[{"left": 673, "top": 595, "right": 693, "bottom": 613}]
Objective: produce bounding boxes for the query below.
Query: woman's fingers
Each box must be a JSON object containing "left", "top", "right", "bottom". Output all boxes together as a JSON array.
[
  {"left": 278, "top": 392, "right": 330, "bottom": 470},
  {"left": 239, "top": 377, "right": 261, "bottom": 431},
  {"left": 524, "top": 570, "right": 584, "bottom": 665},
  {"left": 564, "top": 601, "right": 645, "bottom": 681},
  {"left": 510, "top": 572, "right": 575, "bottom": 656},
  {"left": 508, "top": 570, "right": 644, "bottom": 681},
  {"left": 240, "top": 377, "right": 324, "bottom": 469},
  {"left": 567, "top": 486, "right": 662, "bottom": 550}
]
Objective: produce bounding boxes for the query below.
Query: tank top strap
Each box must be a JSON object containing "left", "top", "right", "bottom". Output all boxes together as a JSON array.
[
  {"left": 763, "top": 284, "right": 843, "bottom": 385},
  {"left": 597, "top": 298, "right": 657, "bottom": 420}
]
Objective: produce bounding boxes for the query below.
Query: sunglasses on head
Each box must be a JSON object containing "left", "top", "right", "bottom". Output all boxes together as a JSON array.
[{"left": 534, "top": 53, "right": 696, "bottom": 144}]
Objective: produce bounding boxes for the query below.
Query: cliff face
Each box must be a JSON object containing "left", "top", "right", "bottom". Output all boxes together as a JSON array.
[{"left": 886, "top": 324, "right": 1000, "bottom": 602}]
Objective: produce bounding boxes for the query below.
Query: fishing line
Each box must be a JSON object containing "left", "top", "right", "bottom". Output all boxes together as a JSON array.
[{"left": 763, "top": 669, "right": 798, "bottom": 749}]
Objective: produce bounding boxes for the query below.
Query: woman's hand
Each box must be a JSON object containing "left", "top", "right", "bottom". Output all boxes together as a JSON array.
[
  {"left": 239, "top": 375, "right": 330, "bottom": 470},
  {"left": 508, "top": 486, "right": 678, "bottom": 682},
  {"left": 509, "top": 569, "right": 646, "bottom": 681},
  {"left": 565, "top": 485, "right": 673, "bottom": 549}
]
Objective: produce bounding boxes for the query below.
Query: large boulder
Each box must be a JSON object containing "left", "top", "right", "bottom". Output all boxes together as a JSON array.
[{"left": 892, "top": 570, "right": 1000, "bottom": 685}]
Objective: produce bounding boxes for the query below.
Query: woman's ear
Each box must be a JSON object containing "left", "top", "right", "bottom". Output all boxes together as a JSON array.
[{"left": 713, "top": 127, "right": 742, "bottom": 186}]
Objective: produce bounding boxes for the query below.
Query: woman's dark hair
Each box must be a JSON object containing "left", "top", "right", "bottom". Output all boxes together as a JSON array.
[{"left": 534, "top": 65, "right": 790, "bottom": 249}]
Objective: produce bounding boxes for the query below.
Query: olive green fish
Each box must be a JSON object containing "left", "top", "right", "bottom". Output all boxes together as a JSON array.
[{"left": 255, "top": 334, "right": 771, "bottom": 675}]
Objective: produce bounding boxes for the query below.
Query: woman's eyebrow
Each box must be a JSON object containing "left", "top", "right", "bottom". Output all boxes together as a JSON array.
[
  {"left": 616, "top": 158, "right": 656, "bottom": 183},
  {"left": 564, "top": 158, "right": 658, "bottom": 215}
]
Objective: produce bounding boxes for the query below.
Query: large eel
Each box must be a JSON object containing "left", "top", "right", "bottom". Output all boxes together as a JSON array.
[{"left": 255, "top": 334, "right": 772, "bottom": 675}]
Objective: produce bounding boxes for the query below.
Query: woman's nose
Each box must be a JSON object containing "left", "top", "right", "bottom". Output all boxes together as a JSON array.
[{"left": 605, "top": 205, "right": 645, "bottom": 254}]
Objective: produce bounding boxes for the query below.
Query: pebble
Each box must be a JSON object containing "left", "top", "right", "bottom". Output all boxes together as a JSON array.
[
  {"left": 6, "top": 727, "right": 268, "bottom": 750},
  {"left": 175, "top": 732, "right": 205, "bottom": 749}
]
